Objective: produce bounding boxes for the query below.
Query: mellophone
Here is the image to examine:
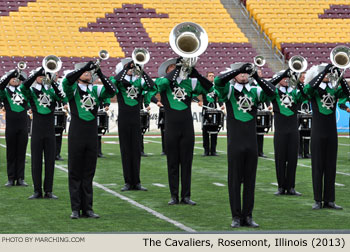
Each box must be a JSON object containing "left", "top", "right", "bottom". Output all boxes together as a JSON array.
[
  {"left": 202, "top": 106, "right": 224, "bottom": 134},
  {"left": 140, "top": 109, "right": 150, "bottom": 134},
  {"left": 256, "top": 110, "right": 273, "bottom": 134}
]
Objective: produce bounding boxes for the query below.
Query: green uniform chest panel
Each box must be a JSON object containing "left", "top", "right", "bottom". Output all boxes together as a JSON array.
[
  {"left": 229, "top": 87, "right": 257, "bottom": 122},
  {"left": 31, "top": 87, "right": 55, "bottom": 114},
  {"left": 5, "top": 89, "right": 26, "bottom": 112},
  {"left": 315, "top": 87, "right": 336, "bottom": 115}
]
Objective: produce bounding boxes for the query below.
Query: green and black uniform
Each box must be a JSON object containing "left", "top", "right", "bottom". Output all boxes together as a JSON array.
[
  {"left": 21, "top": 67, "right": 65, "bottom": 195},
  {"left": 55, "top": 97, "right": 68, "bottom": 160},
  {"left": 298, "top": 100, "right": 311, "bottom": 158},
  {"left": 215, "top": 65, "right": 275, "bottom": 222},
  {"left": 97, "top": 97, "right": 110, "bottom": 157},
  {"left": 268, "top": 69, "right": 307, "bottom": 193},
  {"left": 63, "top": 62, "right": 116, "bottom": 213},
  {"left": 110, "top": 63, "right": 156, "bottom": 189},
  {"left": 0, "top": 70, "right": 29, "bottom": 184},
  {"left": 156, "top": 66, "right": 213, "bottom": 201},
  {"left": 201, "top": 90, "right": 223, "bottom": 156},
  {"left": 303, "top": 65, "right": 350, "bottom": 204}
]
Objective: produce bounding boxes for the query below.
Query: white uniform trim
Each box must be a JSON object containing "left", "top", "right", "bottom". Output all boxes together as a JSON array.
[
  {"left": 96, "top": 85, "right": 103, "bottom": 97},
  {"left": 191, "top": 78, "right": 197, "bottom": 91}
]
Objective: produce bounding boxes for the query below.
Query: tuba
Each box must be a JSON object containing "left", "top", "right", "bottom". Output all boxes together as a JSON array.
[
  {"left": 132, "top": 48, "right": 150, "bottom": 75},
  {"left": 169, "top": 22, "right": 208, "bottom": 79},
  {"left": 288, "top": 55, "right": 307, "bottom": 88},
  {"left": 329, "top": 46, "right": 350, "bottom": 89},
  {"left": 42, "top": 55, "right": 62, "bottom": 84}
]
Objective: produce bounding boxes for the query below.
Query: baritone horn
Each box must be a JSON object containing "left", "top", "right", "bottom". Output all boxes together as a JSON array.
[
  {"left": 169, "top": 22, "right": 208, "bottom": 78},
  {"left": 132, "top": 48, "right": 150, "bottom": 75},
  {"left": 329, "top": 45, "right": 350, "bottom": 89},
  {"left": 42, "top": 55, "right": 62, "bottom": 84}
]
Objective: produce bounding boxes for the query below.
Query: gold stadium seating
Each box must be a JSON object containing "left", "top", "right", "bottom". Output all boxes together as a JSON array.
[
  {"left": 0, "top": 0, "right": 248, "bottom": 58},
  {"left": 246, "top": 0, "right": 350, "bottom": 50}
]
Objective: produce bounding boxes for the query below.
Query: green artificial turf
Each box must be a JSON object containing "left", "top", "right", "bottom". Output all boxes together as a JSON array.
[{"left": 0, "top": 134, "right": 349, "bottom": 233}]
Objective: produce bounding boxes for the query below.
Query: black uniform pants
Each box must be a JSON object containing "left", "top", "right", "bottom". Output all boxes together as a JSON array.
[
  {"left": 98, "top": 135, "right": 103, "bottom": 155},
  {"left": 274, "top": 131, "right": 299, "bottom": 190},
  {"left": 5, "top": 114, "right": 28, "bottom": 181},
  {"left": 311, "top": 114, "right": 338, "bottom": 203},
  {"left": 203, "top": 128, "right": 218, "bottom": 154},
  {"left": 257, "top": 134, "right": 264, "bottom": 155},
  {"left": 55, "top": 129, "right": 64, "bottom": 157},
  {"left": 227, "top": 118, "right": 258, "bottom": 219},
  {"left": 160, "top": 126, "right": 166, "bottom": 154},
  {"left": 31, "top": 113, "right": 55, "bottom": 193},
  {"left": 165, "top": 120, "right": 194, "bottom": 199},
  {"left": 118, "top": 113, "right": 141, "bottom": 186},
  {"left": 68, "top": 118, "right": 98, "bottom": 212},
  {"left": 299, "top": 131, "right": 310, "bottom": 156}
]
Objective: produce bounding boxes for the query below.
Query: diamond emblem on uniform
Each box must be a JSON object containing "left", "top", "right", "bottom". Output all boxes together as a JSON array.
[
  {"left": 38, "top": 93, "right": 51, "bottom": 108},
  {"left": 172, "top": 87, "right": 187, "bottom": 102},
  {"left": 80, "top": 94, "right": 96, "bottom": 111},
  {"left": 11, "top": 93, "right": 24, "bottom": 105},
  {"left": 321, "top": 93, "right": 335, "bottom": 110},
  {"left": 237, "top": 95, "right": 253, "bottom": 113},
  {"left": 126, "top": 86, "right": 139, "bottom": 99},
  {"left": 207, "top": 91, "right": 215, "bottom": 98},
  {"left": 280, "top": 94, "right": 293, "bottom": 108}
]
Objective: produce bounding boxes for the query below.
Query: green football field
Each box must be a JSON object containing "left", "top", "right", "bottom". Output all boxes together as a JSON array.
[{"left": 0, "top": 134, "right": 349, "bottom": 233}]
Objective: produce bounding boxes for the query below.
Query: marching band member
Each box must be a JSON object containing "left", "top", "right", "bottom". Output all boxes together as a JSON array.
[
  {"left": 214, "top": 63, "right": 276, "bottom": 228},
  {"left": 21, "top": 66, "right": 65, "bottom": 199},
  {"left": 63, "top": 61, "right": 116, "bottom": 219},
  {"left": 109, "top": 58, "right": 156, "bottom": 192},
  {"left": 304, "top": 63, "right": 350, "bottom": 210},
  {"left": 55, "top": 100, "right": 68, "bottom": 161},
  {"left": 0, "top": 68, "right": 29, "bottom": 187},
  {"left": 267, "top": 68, "right": 307, "bottom": 196},
  {"left": 199, "top": 72, "right": 224, "bottom": 156},
  {"left": 297, "top": 72, "right": 312, "bottom": 159},
  {"left": 156, "top": 57, "right": 213, "bottom": 206},
  {"left": 97, "top": 97, "right": 110, "bottom": 158}
]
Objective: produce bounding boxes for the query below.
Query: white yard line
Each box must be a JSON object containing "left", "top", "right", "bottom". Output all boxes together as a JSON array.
[
  {"left": 213, "top": 182, "right": 225, "bottom": 187},
  {"left": 0, "top": 144, "right": 196, "bottom": 233},
  {"left": 152, "top": 183, "right": 167, "bottom": 188}
]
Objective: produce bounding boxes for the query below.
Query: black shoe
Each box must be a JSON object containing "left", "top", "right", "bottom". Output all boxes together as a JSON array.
[
  {"left": 161, "top": 152, "right": 166, "bottom": 155},
  {"left": 298, "top": 154, "right": 303, "bottom": 159},
  {"left": 258, "top": 153, "right": 267, "bottom": 158},
  {"left": 28, "top": 192, "right": 43, "bottom": 199},
  {"left": 141, "top": 152, "right": 148, "bottom": 157},
  {"left": 121, "top": 183, "right": 131, "bottom": 191},
  {"left": 312, "top": 201, "right": 322, "bottom": 210},
  {"left": 168, "top": 197, "right": 179, "bottom": 205},
  {"left": 304, "top": 154, "right": 311, "bottom": 159},
  {"left": 181, "top": 197, "right": 196, "bottom": 205},
  {"left": 323, "top": 202, "right": 343, "bottom": 210},
  {"left": 134, "top": 183, "right": 148, "bottom": 191},
  {"left": 243, "top": 217, "right": 259, "bottom": 228},
  {"left": 211, "top": 152, "right": 218, "bottom": 156},
  {"left": 82, "top": 210, "right": 100, "bottom": 218},
  {"left": 16, "top": 179, "right": 28, "bottom": 187},
  {"left": 202, "top": 151, "right": 209, "bottom": 156},
  {"left": 44, "top": 192, "right": 58, "bottom": 199},
  {"left": 286, "top": 188, "right": 302, "bottom": 196},
  {"left": 55, "top": 155, "right": 64, "bottom": 161},
  {"left": 274, "top": 187, "right": 285, "bottom": 195},
  {"left": 231, "top": 217, "right": 241, "bottom": 228},
  {"left": 70, "top": 211, "right": 80, "bottom": 219},
  {"left": 97, "top": 153, "right": 104, "bottom": 158},
  {"left": 5, "top": 180, "right": 15, "bottom": 187}
]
